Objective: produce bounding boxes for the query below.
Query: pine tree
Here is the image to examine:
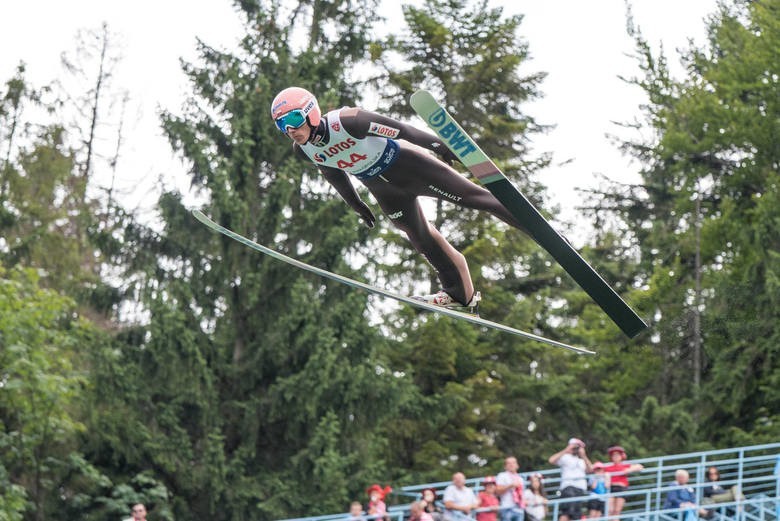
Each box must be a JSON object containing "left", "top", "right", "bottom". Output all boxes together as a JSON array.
[
  {"left": 580, "top": 0, "right": 780, "bottom": 448},
  {"left": 89, "top": 1, "right": 415, "bottom": 519}
]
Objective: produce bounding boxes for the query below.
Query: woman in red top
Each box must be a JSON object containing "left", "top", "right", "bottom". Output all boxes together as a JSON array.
[
  {"left": 477, "top": 476, "right": 501, "bottom": 521},
  {"left": 603, "top": 446, "right": 644, "bottom": 517}
]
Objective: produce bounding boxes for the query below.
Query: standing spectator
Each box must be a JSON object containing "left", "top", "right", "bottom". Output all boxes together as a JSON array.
[
  {"left": 421, "top": 488, "right": 444, "bottom": 521},
  {"left": 496, "top": 456, "right": 526, "bottom": 521},
  {"left": 409, "top": 501, "right": 435, "bottom": 521},
  {"left": 663, "top": 469, "right": 712, "bottom": 519},
  {"left": 603, "top": 445, "right": 644, "bottom": 516},
  {"left": 443, "top": 472, "right": 479, "bottom": 520},
  {"left": 523, "top": 473, "right": 548, "bottom": 521},
  {"left": 587, "top": 462, "right": 610, "bottom": 518},
  {"left": 366, "top": 484, "right": 393, "bottom": 521},
  {"left": 347, "top": 501, "right": 366, "bottom": 521},
  {"left": 548, "top": 438, "right": 593, "bottom": 521},
  {"left": 478, "top": 476, "right": 501, "bottom": 521}
]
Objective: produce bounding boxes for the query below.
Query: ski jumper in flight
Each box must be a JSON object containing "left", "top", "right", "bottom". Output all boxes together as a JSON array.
[{"left": 271, "top": 86, "right": 527, "bottom": 308}]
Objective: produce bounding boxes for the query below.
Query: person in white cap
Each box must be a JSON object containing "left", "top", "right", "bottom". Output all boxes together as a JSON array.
[{"left": 548, "top": 438, "right": 593, "bottom": 521}]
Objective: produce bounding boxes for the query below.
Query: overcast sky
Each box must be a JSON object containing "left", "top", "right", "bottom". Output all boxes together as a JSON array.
[{"left": 1, "top": 0, "right": 719, "bottom": 239}]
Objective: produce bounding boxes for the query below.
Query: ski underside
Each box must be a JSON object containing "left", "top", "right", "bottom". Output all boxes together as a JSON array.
[
  {"left": 192, "top": 210, "right": 594, "bottom": 355},
  {"left": 409, "top": 89, "right": 647, "bottom": 339}
]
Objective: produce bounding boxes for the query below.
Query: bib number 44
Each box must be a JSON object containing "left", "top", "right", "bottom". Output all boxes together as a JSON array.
[{"left": 336, "top": 153, "right": 368, "bottom": 170}]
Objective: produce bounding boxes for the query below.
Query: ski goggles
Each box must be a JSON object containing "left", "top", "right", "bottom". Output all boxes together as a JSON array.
[{"left": 274, "top": 109, "right": 308, "bottom": 132}]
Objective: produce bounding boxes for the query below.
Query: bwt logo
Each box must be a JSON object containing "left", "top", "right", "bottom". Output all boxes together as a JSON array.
[
  {"left": 428, "top": 108, "right": 447, "bottom": 128},
  {"left": 427, "top": 108, "right": 477, "bottom": 157}
]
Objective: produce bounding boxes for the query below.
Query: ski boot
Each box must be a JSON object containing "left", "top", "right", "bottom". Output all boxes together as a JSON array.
[{"left": 412, "top": 290, "right": 481, "bottom": 315}]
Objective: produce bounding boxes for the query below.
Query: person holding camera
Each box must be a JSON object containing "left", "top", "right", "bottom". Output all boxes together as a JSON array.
[{"left": 548, "top": 438, "right": 593, "bottom": 521}]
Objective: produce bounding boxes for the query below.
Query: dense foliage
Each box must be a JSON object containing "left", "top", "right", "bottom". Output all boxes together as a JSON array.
[{"left": 1, "top": 0, "right": 777, "bottom": 519}]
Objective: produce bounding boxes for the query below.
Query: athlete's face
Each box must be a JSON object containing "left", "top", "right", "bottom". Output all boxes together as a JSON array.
[{"left": 287, "top": 124, "right": 311, "bottom": 145}]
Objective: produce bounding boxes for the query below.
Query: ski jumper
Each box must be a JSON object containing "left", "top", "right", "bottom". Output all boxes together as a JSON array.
[{"left": 294, "top": 107, "right": 524, "bottom": 305}]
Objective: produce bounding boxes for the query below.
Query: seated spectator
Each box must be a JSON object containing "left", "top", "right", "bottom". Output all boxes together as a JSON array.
[
  {"left": 421, "top": 488, "right": 444, "bottom": 521},
  {"left": 409, "top": 501, "right": 435, "bottom": 521},
  {"left": 443, "top": 472, "right": 479, "bottom": 521},
  {"left": 477, "top": 476, "right": 500, "bottom": 521},
  {"left": 523, "top": 473, "right": 548, "bottom": 521},
  {"left": 663, "top": 469, "right": 712, "bottom": 519},
  {"left": 548, "top": 438, "right": 593, "bottom": 521},
  {"left": 702, "top": 466, "right": 745, "bottom": 505},
  {"left": 587, "top": 462, "right": 610, "bottom": 518},
  {"left": 366, "top": 484, "right": 393, "bottom": 521},
  {"left": 603, "top": 445, "right": 644, "bottom": 517},
  {"left": 347, "top": 501, "right": 366, "bottom": 521}
]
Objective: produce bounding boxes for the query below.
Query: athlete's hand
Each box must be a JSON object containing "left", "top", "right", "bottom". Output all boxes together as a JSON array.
[
  {"left": 431, "top": 141, "right": 459, "bottom": 165},
  {"left": 356, "top": 202, "right": 376, "bottom": 229}
]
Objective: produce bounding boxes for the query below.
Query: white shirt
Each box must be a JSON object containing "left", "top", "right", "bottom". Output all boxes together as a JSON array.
[
  {"left": 557, "top": 453, "right": 587, "bottom": 490},
  {"left": 496, "top": 471, "right": 524, "bottom": 508},
  {"left": 523, "top": 489, "right": 546, "bottom": 521},
  {"left": 443, "top": 484, "right": 478, "bottom": 512}
]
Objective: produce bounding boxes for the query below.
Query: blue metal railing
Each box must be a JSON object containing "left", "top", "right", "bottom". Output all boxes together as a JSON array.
[{"left": 280, "top": 443, "right": 780, "bottom": 521}]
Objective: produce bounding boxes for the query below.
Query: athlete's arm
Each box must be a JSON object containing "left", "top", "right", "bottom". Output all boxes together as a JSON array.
[
  {"left": 339, "top": 107, "right": 459, "bottom": 163},
  {"left": 292, "top": 142, "right": 375, "bottom": 227},
  {"left": 318, "top": 166, "right": 376, "bottom": 228}
]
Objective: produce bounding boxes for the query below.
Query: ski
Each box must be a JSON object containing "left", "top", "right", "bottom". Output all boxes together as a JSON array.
[
  {"left": 192, "top": 210, "right": 594, "bottom": 355},
  {"left": 410, "top": 89, "right": 647, "bottom": 338}
]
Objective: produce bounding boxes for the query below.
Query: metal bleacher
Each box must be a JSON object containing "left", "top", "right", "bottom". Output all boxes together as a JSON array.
[{"left": 282, "top": 442, "right": 780, "bottom": 521}]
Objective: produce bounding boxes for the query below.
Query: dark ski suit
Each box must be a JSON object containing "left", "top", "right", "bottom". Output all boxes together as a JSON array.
[{"left": 293, "top": 107, "right": 524, "bottom": 305}]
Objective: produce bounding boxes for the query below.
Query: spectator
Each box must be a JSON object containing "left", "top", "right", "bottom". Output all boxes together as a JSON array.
[
  {"left": 421, "top": 488, "right": 444, "bottom": 521},
  {"left": 663, "top": 469, "right": 712, "bottom": 519},
  {"left": 587, "top": 462, "right": 610, "bottom": 518},
  {"left": 478, "top": 476, "right": 501, "bottom": 521},
  {"left": 346, "top": 501, "right": 366, "bottom": 521},
  {"left": 523, "top": 473, "right": 548, "bottom": 521},
  {"left": 496, "top": 456, "right": 526, "bottom": 521},
  {"left": 366, "top": 484, "right": 393, "bottom": 521},
  {"left": 443, "top": 472, "right": 479, "bottom": 520},
  {"left": 702, "top": 466, "right": 745, "bottom": 505},
  {"left": 548, "top": 438, "right": 593, "bottom": 521},
  {"left": 603, "top": 445, "right": 644, "bottom": 516},
  {"left": 123, "top": 503, "right": 147, "bottom": 521},
  {"left": 409, "top": 501, "right": 435, "bottom": 521}
]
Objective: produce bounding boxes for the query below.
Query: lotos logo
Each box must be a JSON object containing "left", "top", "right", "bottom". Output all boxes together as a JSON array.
[
  {"left": 428, "top": 108, "right": 447, "bottom": 128},
  {"left": 318, "top": 138, "right": 357, "bottom": 158},
  {"left": 369, "top": 122, "right": 400, "bottom": 138},
  {"left": 314, "top": 152, "right": 327, "bottom": 163}
]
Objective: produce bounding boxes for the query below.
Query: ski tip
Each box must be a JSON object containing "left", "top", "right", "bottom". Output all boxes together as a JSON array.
[{"left": 410, "top": 89, "right": 435, "bottom": 106}]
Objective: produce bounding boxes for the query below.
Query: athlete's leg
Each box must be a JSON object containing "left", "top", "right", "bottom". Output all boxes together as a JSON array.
[
  {"left": 362, "top": 177, "right": 475, "bottom": 305},
  {"left": 388, "top": 144, "right": 530, "bottom": 234}
]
